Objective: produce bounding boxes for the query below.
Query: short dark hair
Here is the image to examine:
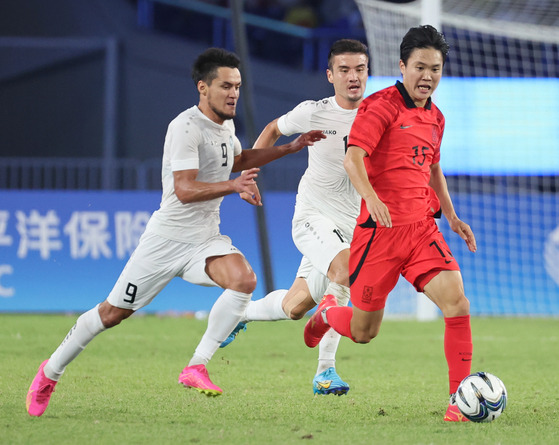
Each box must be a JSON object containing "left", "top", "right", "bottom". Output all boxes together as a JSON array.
[
  {"left": 191, "top": 48, "right": 241, "bottom": 86},
  {"left": 400, "top": 25, "right": 450, "bottom": 65},
  {"left": 328, "top": 39, "right": 369, "bottom": 70}
]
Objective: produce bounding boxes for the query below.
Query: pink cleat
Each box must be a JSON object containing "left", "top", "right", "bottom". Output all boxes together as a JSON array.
[
  {"left": 178, "top": 364, "right": 223, "bottom": 397},
  {"left": 26, "top": 360, "right": 58, "bottom": 417},
  {"left": 304, "top": 294, "right": 337, "bottom": 348},
  {"left": 444, "top": 394, "right": 470, "bottom": 422}
]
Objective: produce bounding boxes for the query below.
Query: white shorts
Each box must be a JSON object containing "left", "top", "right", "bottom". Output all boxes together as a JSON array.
[
  {"left": 107, "top": 230, "right": 243, "bottom": 310},
  {"left": 292, "top": 203, "right": 353, "bottom": 277}
]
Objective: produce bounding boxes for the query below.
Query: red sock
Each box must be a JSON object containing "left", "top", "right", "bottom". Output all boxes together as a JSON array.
[
  {"left": 444, "top": 315, "right": 473, "bottom": 394},
  {"left": 325, "top": 306, "right": 357, "bottom": 342}
]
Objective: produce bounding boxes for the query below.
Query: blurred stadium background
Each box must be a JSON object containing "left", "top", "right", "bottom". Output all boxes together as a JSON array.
[{"left": 1, "top": 0, "right": 558, "bottom": 317}]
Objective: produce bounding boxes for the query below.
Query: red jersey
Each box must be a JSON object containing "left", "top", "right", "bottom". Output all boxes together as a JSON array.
[{"left": 348, "top": 81, "right": 444, "bottom": 226}]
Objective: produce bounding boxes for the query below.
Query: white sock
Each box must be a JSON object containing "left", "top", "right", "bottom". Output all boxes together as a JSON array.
[
  {"left": 244, "top": 289, "right": 289, "bottom": 322},
  {"left": 189, "top": 289, "right": 251, "bottom": 366},
  {"left": 316, "top": 282, "right": 350, "bottom": 375},
  {"left": 317, "top": 329, "right": 342, "bottom": 375},
  {"left": 44, "top": 304, "right": 106, "bottom": 381},
  {"left": 325, "top": 282, "right": 350, "bottom": 306}
]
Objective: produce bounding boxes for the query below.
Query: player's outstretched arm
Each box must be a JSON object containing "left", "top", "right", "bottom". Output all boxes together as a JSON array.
[
  {"left": 450, "top": 218, "right": 477, "bottom": 253},
  {"left": 429, "top": 163, "right": 477, "bottom": 252},
  {"left": 173, "top": 168, "right": 260, "bottom": 204},
  {"left": 239, "top": 118, "right": 284, "bottom": 206},
  {"left": 232, "top": 130, "right": 325, "bottom": 172},
  {"left": 344, "top": 145, "right": 392, "bottom": 228},
  {"left": 253, "top": 118, "right": 283, "bottom": 149}
]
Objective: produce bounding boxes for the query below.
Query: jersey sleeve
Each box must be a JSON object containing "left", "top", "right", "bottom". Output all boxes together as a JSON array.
[
  {"left": 348, "top": 94, "right": 395, "bottom": 156},
  {"left": 167, "top": 118, "right": 203, "bottom": 172},
  {"left": 277, "top": 100, "right": 315, "bottom": 136},
  {"left": 226, "top": 119, "right": 243, "bottom": 157},
  {"left": 233, "top": 134, "right": 242, "bottom": 156}
]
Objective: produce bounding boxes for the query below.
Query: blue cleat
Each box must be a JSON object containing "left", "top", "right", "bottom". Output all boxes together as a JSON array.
[
  {"left": 219, "top": 322, "right": 247, "bottom": 348},
  {"left": 313, "top": 367, "right": 350, "bottom": 396}
]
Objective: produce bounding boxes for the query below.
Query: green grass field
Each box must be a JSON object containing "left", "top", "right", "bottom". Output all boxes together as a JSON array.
[{"left": 1, "top": 314, "right": 557, "bottom": 444}]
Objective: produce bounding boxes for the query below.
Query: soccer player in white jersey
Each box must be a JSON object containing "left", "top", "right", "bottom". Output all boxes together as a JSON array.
[
  {"left": 221, "top": 40, "right": 369, "bottom": 396},
  {"left": 26, "top": 47, "right": 325, "bottom": 417}
]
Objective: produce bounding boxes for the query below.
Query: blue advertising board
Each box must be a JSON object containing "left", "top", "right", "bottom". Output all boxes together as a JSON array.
[
  {"left": 438, "top": 192, "right": 559, "bottom": 316},
  {"left": 0, "top": 191, "right": 268, "bottom": 313},
  {"left": 1, "top": 190, "right": 558, "bottom": 316}
]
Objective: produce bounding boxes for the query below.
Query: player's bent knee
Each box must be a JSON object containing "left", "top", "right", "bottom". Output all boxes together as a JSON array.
[
  {"left": 243, "top": 271, "right": 257, "bottom": 293},
  {"left": 441, "top": 294, "right": 470, "bottom": 317},
  {"left": 99, "top": 301, "right": 134, "bottom": 328},
  {"left": 288, "top": 297, "right": 316, "bottom": 320},
  {"left": 351, "top": 329, "right": 378, "bottom": 344},
  {"left": 229, "top": 271, "right": 257, "bottom": 294},
  {"left": 288, "top": 308, "right": 305, "bottom": 320},
  {"left": 352, "top": 333, "right": 373, "bottom": 344},
  {"left": 455, "top": 295, "right": 470, "bottom": 315},
  {"left": 327, "top": 265, "right": 350, "bottom": 287},
  {"left": 101, "top": 312, "right": 130, "bottom": 328}
]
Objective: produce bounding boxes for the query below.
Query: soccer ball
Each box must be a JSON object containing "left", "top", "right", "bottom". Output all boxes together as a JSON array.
[{"left": 456, "top": 372, "right": 507, "bottom": 422}]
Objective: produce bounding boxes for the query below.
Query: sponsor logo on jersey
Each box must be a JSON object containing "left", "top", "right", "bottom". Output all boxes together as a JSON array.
[{"left": 323, "top": 130, "right": 337, "bottom": 135}]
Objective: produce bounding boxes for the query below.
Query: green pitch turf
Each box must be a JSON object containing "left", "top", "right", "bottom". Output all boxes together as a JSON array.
[{"left": 1, "top": 314, "right": 557, "bottom": 444}]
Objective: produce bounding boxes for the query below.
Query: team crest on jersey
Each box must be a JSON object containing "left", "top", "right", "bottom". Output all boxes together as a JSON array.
[{"left": 361, "top": 286, "right": 373, "bottom": 304}]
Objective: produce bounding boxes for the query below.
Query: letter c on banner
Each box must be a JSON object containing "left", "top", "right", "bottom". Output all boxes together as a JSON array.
[{"left": 0, "top": 264, "right": 15, "bottom": 297}]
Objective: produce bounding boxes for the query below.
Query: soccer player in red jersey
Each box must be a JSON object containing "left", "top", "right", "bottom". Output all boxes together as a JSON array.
[{"left": 304, "top": 25, "right": 477, "bottom": 422}]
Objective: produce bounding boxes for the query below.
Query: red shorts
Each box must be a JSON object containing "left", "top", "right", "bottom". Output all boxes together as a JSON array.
[{"left": 349, "top": 218, "right": 460, "bottom": 312}]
